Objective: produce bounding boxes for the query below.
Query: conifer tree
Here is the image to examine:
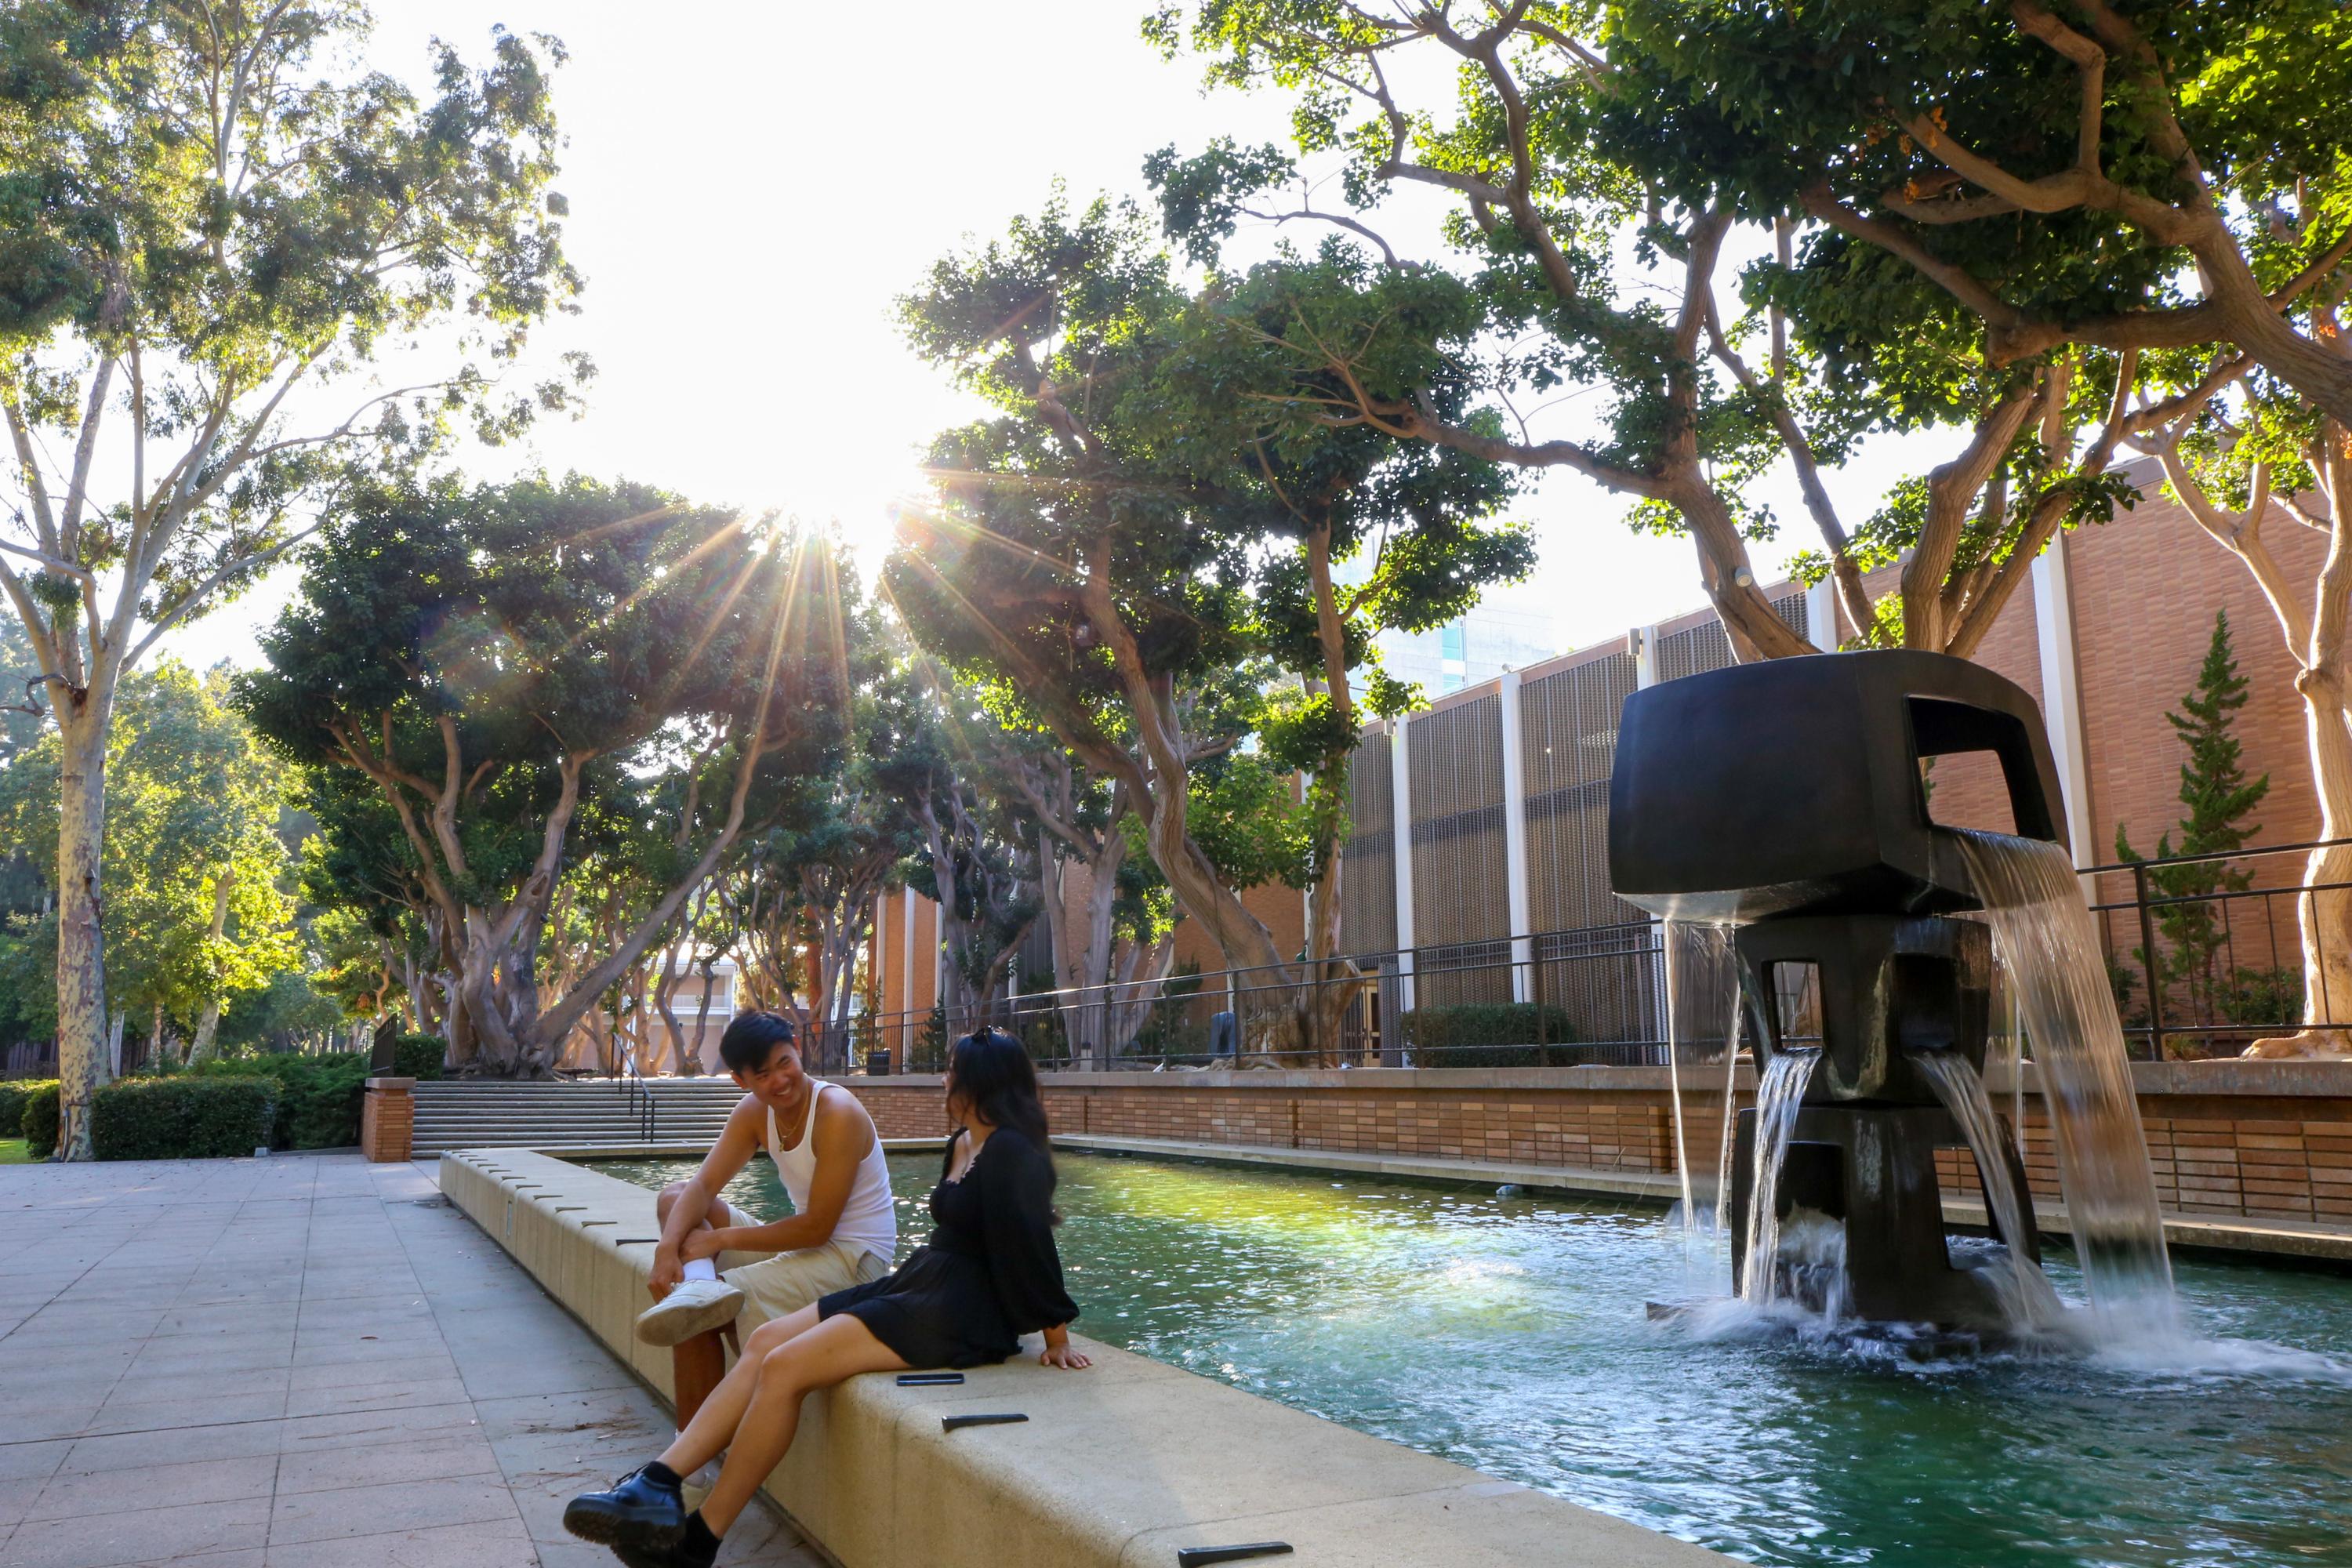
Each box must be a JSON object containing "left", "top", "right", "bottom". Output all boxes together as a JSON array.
[{"left": 2117, "top": 612, "right": 2271, "bottom": 1032}]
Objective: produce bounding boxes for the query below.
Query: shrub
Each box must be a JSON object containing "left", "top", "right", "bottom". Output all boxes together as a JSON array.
[
  {"left": 270, "top": 1054, "right": 370, "bottom": 1149},
  {"left": 392, "top": 1033, "right": 447, "bottom": 1080},
  {"left": 2221, "top": 965, "right": 2303, "bottom": 1029},
  {"left": 21, "top": 1082, "right": 60, "bottom": 1157},
  {"left": 190, "top": 1052, "right": 368, "bottom": 1149},
  {"left": 92, "top": 1076, "right": 278, "bottom": 1160},
  {"left": 0, "top": 1078, "right": 56, "bottom": 1137},
  {"left": 1397, "top": 1002, "right": 1577, "bottom": 1068},
  {"left": 907, "top": 1004, "right": 948, "bottom": 1074}
]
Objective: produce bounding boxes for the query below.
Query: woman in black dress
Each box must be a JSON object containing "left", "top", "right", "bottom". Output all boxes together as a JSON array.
[{"left": 564, "top": 1028, "right": 1087, "bottom": 1568}]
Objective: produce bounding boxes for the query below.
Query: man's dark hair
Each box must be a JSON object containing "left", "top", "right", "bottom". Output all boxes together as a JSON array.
[{"left": 719, "top": 1011, "right": 798, "bottom": 1074}]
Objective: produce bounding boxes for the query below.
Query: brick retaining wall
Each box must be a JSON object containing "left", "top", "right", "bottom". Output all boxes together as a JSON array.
[
  {"left": 840, "top": 1063, "right": 2352, "bottom": 1227},
  {"left": 1933, "top": 1094, "right": 2352, "bottom": 1225}
]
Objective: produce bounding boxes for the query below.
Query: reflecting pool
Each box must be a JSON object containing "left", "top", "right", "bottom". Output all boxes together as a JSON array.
[{"left": 584, "top": 1149, "right": 2352, "bottom": 1568}]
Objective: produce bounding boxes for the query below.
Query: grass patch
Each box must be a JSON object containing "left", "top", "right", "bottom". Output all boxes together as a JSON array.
[{"left": 0, "top": 1138, "right": 32, "bottom": 1165}]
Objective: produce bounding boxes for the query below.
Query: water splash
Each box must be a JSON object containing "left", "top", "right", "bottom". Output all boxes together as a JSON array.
[
  {"left": 1712, "top": 999, "right": 1744, "bottom": 1240},
  {"left": 1958, "top": 831, "right": 2179, "bottom": 1335},
  {"left": 1914, "top": 1050, "right": 2064, "bottom": 1331},
  {"left": 1662, "top": 921, "right": 1737, "bottom": 1233},
  {"left": 1740, "top": 1047, "right": 1821, "bottom": 1305}
]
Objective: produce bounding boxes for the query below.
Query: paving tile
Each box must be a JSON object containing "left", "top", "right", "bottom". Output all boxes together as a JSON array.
[
  {"left": 62, "top": 1417, "right": 292, "bottom": 1473},
  {"left": 260, "top": 1516, "right": 540, "bottom": 1568},
  {"left": 0, "top": 1473, "right": 47, "bottom": 1530},
  {"left": 102, "top": 1367, "right": 291, "bottom": 1408},
  {"left": 2, "top": 1495, "right": 271, "bottom": 1568},
  {"left": 281, "top": 1374, "right": 474, "bottom": 1421},
  {"left": 272, "top": 1402, "right": 484, "bottom": 1455},
  {"left": 288, "top": 1352, "right": 463, "bottom": 1392},
  {"left": 28, "top": 1454, "right": 278, "bottom": 1521},
  {"left": 445, "top": 1343, "right": 639, "bottom": 1403},
  {"left": 82, "top": 1389, "right": 289, "bottom": 1436},
  {"left": 470, "top": 1387, "right": 670, "bottom": 1450},
  {"left": 126, "top": 1335, "right": 293, "bottom": 1378},
  {"left": 0, "top": 1439, "right": 71, "bottom": 1486},
  {"left": 265, "top": 1474, "right": 520, "bottom": 1544},
  {"left": 274, "top": 1432, "right": 502, "bottom": 1496},
  {"left": 0, "top": 1405, "right": 107, "bottom": 1443}
]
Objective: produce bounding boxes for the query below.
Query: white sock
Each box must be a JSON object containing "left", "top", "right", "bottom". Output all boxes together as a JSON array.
[{"left": 682, "top": 1258, "right": 718, "bottom": 1282}]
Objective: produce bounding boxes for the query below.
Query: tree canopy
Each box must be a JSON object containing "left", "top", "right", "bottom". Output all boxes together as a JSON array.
[
  {"left": 1, "top": 0, "right": 586, "bottom": 1150},
  {"left": 0, "top": 660, "right": 297, "bottom": 1057},
  {"left": 887, "top": 193, "right": 1528, "bottom": 1054},
  {"left": 237, "top": 474, "right": 852, "bottom": 1075}
]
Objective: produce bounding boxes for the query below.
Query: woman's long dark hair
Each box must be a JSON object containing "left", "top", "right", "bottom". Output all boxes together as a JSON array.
[{"left": 949, "top": 1028, "right": 1054, "bottom": 1189}]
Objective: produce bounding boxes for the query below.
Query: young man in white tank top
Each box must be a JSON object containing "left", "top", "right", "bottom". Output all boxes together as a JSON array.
[{"left": 636, "top": 1011, "right": 898, "bottom": 1347}]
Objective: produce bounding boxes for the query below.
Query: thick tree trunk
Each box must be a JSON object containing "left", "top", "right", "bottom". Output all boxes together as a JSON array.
[
  {"left": 1044, "top": 828, "right": 1127, "bottom": 1067},
  {"left": 52, "top": 709, "right": 110, "bottom": 1160},
  {"left": 1298, "top": 528, "right": 1364, "bottom": 1065},
  {"left": 692, "top": 957, "right": 722, "bottom": 1074},
  {"left": 188, "top": 872, "right": 235, "bottom": 1064},
  {"left": 654, "top": 937, "right": 690, "bottom": 1075},
  {"left": 2245, "top": 681, "right": 2352, "bottom": 1058}
]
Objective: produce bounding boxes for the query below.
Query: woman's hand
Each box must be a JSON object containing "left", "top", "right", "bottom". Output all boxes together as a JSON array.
[
  {"left": 1039, "top": 1328, "right": 1091, "bottom": 1370},
  {"left": 680, "top": 1228, "right": 729, "bottom": 1264},
  {"left": 648, "top": 1246, "right": 683, "bottom": 1300}
]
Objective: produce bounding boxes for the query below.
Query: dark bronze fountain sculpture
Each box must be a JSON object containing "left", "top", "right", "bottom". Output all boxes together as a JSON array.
[{"left": 1608, "top": 650, "right": 2061, "bottom": 1328}]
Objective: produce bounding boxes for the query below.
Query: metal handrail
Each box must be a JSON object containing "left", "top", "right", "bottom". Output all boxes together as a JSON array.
[{"left": 610, "top": 1036, "right": 656, "bottom": 1142}]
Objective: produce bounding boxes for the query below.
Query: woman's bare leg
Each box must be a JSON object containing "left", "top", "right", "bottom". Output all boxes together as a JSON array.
[
  {"left": 697, "top": 1314, "right": 907, "bottom": 1535},
  {"left": 658, "top": 1305, "right": 820, "bottom": 1477}
]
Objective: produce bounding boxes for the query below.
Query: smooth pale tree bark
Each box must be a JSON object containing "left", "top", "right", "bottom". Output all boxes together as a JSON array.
[
  {"left": 654, "top": 937, "right": 693, "bottom": 1076},
  {"left": 913, "top": 791, "right": 1037, "bottom": 1024},
  {"left": 51, "top": 713, "right": 107, "bottom": 1157},
  {"left": 1298, "top": 524, "right": 1368, "bottom": 1064},
  {"left": 1015, "top": 765, "right": 1178, "bottom": 1066},
  {"left": 2152, "top": 412, "right": 2352, "bottom": 1058},
  {"left": 187, "top": 870, "right": 235, "bottom": 1065}
]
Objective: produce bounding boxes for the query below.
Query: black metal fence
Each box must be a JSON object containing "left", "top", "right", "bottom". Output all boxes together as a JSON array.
[
  {"left": 826, "top": 921, "right": 1678, "bottom": 1074},
  {"left": 824, "top": 837, "right": 2352, "bottom": 1073},
  {"left": 2085, "top": 837, "right": 2343, "bottom": 1061}
]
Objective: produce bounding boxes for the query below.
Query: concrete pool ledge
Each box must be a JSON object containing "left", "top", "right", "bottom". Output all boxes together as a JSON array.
[{"left": 438, "top": 1148, "right": 1736, "bottom": 1567}]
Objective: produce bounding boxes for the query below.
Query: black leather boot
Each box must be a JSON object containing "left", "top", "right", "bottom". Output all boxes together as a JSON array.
[{"left": 562, "top": 1464, "right": 685, "bottom": 1552}]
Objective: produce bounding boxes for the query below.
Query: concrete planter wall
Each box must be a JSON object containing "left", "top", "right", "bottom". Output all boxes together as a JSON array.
[{"left": 439, "top": 1149, "right": 1730, "bottom": 1568}]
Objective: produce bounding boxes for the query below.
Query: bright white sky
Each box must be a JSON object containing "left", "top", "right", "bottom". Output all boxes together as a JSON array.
[{"left": 162, "top": 1, "right": 1943, "bottom": 673}]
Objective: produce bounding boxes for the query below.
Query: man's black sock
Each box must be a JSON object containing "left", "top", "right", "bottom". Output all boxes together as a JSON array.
[
  {"left": 681, "top": 1510, "right": 720, "bottom": 1563},
  {"left": 641, "top": 1461, "right": 684, "bottom": 1491}
]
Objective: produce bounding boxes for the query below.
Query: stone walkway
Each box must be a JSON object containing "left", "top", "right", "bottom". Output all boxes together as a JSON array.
[{"left": 0, "top": 1152, "right": 818, "bottom": 1568}]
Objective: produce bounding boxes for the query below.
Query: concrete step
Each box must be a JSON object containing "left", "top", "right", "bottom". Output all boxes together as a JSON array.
[{"left": 408, "top": 1078, "right": 743, "bottom": 1154}]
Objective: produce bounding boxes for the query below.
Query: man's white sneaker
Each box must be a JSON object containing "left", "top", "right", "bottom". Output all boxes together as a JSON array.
[{"left": 634, "top": 1278, "right": 745, "bottom": 1346}]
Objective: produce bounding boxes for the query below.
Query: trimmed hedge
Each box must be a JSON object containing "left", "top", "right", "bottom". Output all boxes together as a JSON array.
[
  {"left": 392, "top": 1033, "right": 447, "bottom": 1080},
  {"left": 0, "top": 1078, "right": 56, "bottom": 1137},
  {"left": 92, "top": 1076, "right": 278, "bottom": 1161},
  {"left": 1397, "top": 1002, "right": 1577, "bottom": 1068},
  {"left": 21, "top": 1082, "right": 60, "bottom": 1158},
  {"left": 189, "top": 1053, "right": 362, "bottom": 1149},
  {"left": 176, "top": 1038, "right": 441, "bottom": 1150}
]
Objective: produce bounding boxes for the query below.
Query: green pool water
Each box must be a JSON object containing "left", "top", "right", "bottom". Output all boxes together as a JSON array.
[{"left": 583, "top": 1149, "right": 2352, "bottom": 1568}]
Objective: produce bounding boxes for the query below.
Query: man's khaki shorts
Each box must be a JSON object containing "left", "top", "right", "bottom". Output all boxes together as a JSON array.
[{"left": 722, "top": 1238, "right": 891, "bottom": 1326}]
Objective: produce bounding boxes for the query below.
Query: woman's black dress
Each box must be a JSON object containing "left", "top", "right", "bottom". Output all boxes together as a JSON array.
[{"left": 816, "top": 1126, "right": 1079, "bottom": 1368}]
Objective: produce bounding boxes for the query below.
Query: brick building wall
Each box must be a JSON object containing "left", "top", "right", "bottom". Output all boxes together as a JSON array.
[{"left": 1830, "top": 460, "right": 2324, "bottom": 895}]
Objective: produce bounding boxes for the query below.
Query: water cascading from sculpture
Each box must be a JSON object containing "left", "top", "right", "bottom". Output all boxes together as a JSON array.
[{"left": 1608, "top": 649, "right": 2172, "bottom": 1334}]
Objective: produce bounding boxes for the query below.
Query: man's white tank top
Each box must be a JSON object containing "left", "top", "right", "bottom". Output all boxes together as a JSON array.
[{"left": 764, "top": 1081, "right": 897, "bottom": 1265}]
